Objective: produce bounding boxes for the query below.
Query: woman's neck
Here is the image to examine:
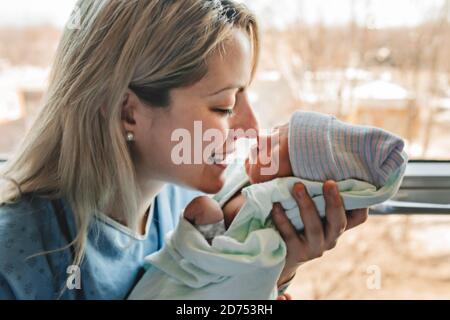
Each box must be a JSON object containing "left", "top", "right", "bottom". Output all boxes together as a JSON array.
[
  {"left": 104, "top": 178, "right": 166, "bottom": 235},
  {"left": 137, "top": 178, "right": 166, "bottom": 219}
]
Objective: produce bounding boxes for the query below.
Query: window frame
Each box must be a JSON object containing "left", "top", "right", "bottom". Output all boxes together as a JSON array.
[{"left": 370, "top": 160, "right": 450, "bottom": 215}]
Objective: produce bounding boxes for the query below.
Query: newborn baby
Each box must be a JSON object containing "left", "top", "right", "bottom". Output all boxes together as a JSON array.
[
  {"left": 185, "top": 111, "right": 407, "bottom": 242},
  {"left": 128, "top": 111, "right": 408, "bottom": 300}
]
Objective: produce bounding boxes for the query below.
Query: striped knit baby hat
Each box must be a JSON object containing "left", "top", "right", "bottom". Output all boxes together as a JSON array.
[{"left": 288, "top": 111, "right": 407, "bottom": 188}]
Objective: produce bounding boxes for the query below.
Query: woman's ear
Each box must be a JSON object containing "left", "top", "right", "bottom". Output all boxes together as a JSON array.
[
  {"left": 121, "top": 89, "right": 157, "bottom": 142},
  {"left": 121, "top": 90, "right": 141, "bottom": 133}
]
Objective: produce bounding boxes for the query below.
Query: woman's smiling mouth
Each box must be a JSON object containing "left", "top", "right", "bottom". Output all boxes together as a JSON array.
[{"left": 209, "top": 149, "right": 236, "bottom": 168}]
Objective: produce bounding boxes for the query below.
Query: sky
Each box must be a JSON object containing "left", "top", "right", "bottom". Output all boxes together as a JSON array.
[{"left": 0, "top": 0, "right": 447, "bottom": 28}]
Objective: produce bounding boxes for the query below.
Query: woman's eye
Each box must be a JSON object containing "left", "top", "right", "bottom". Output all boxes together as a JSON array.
[{"left": 214, "top": 108, "right": 235, "bottom": 117}]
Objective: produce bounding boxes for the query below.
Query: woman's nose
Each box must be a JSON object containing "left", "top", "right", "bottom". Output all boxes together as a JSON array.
[{"left": 229, "top": 94, "right": 259, "bottom": 140}]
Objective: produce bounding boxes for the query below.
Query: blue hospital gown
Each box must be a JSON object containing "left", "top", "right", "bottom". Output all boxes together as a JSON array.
[{"left": 0, "top": 185, "right": 203, "bottom": 300}]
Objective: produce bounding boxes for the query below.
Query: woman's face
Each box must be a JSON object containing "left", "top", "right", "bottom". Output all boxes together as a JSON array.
[{"left": 124, "top": 28, "right": 259, "bottom": 194}]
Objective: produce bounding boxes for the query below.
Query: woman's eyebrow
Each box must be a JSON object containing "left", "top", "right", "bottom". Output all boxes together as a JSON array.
[{"left": 208, "top": 83, "right": 245, "bottom": 96}]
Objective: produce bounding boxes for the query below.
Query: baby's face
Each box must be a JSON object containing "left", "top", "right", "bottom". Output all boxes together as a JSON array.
[{"left": 244, "top": 123, "right": 293, "bottom": 184}]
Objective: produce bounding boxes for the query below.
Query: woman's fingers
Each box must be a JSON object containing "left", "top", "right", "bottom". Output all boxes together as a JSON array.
[
  {"left": 277, "top": 293, "right": 293, "bottom": 300},
  {"left": 271, "top": 203, "right": 302, "bottom": 245},
  {"left": 345, "top": 208, "right": 369, "bottom": 230},
  {"left": 271, "top": 203, "right": 309, "bottom": 263},
  {"left": 322, "top": 180, "right": 347, "bottom": 250},
  {"left": 292, "top": 183, "right": 325, "bottom": 258},
  {"left": 284, "top": 293, "right": 293, "bottom": 300},
  {"left": 273, "top": 182, "right": 369, "bottom": 272},
  {"left": 273, "top": 182, "right": 369, "bottom": 284}
]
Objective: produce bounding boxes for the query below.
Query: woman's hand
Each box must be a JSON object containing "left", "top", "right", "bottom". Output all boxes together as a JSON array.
[
  {"left": 272, "top": 180, "right": 369, "bottom": 287},
  {"left": 277, "top": 293, "right": 293, "bottom": 300}
]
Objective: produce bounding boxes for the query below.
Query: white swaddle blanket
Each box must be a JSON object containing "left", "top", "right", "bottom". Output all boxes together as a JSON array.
[{"left": 128, "top": 154, "right": 408, "bottom": 300}]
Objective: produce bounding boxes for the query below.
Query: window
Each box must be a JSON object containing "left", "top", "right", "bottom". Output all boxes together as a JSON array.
[
  {"left": 241, "top": 0, "right": 450, "bottom": 160},
  {"left": 0, "top": 0, "right": 75, "bottom": 158},
  {"left": 0, "top": 0, "right": 449, "bottom": 299},
  {"left": 238, "top": 0, "right": 450, "bottom": 299}
]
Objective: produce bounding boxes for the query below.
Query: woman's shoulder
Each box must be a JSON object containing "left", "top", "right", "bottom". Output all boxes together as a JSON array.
[
  {"left": 0, "top": 193, "right": 54, "bottom": 227},
  {"left": 0, "top": 193, "right": 63, "bottom": 265},
  {"left": 0, "top": 194, "right": 66, "bottom": 299}
]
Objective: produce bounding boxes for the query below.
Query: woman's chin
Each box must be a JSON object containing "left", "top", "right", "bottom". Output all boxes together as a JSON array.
[{"left": 196, "top": 168, "right": 225, "bottom": 194}]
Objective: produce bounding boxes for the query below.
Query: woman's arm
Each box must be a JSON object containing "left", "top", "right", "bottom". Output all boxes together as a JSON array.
[{"left": 272, "top": 180, "right": 369, "bottom": 287}]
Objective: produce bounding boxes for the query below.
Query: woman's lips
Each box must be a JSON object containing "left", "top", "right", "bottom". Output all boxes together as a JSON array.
[
  {"left": 214, "top": 163, "right": 228, "bottom": 170},
  {"left": 209, "top": 149, "right": 236, "bottom": 166}
]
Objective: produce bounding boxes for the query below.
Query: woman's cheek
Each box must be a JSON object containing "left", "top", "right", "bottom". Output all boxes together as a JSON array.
[{"left": 204, "top": 119, "right": 231, "bottom": 153}]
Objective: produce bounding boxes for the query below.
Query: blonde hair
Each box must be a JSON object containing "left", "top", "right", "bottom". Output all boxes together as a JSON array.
[{"left": 0, "top": 0, "right": 259, "bottom": 267}]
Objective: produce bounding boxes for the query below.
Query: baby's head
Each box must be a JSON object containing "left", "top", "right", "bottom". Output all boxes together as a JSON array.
[{"left": 245, "top": 111, "right": 406, "bottom": 188}]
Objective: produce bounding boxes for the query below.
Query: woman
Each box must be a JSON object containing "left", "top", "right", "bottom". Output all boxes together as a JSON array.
[{"left": 0, "top": 0, "right": 368, "bottom": 299}]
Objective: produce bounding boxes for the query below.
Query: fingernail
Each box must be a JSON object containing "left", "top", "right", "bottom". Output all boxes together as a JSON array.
[
  {"left": 328, "top": 185, "right": 338, "bottom": 197},
  {"left": 296, "top": 185, "right": 306, "bottom": 198},
  {"left": 272, "top": 203, "right": 282, "bottom": 216}
]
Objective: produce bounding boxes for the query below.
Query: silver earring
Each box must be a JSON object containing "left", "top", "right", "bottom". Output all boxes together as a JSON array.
[{"left": 126, "top": 132, "right": 135, "bottom": 142}]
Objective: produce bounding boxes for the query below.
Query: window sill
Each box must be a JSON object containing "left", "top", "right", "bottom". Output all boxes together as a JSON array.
[{"left": 370, "top": 161, "right": 450, "bottom": 215}]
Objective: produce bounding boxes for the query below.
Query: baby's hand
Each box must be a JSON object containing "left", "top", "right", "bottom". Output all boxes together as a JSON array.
[{"left": 184, "top": 196, "right": 224, "bottom": 226}]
